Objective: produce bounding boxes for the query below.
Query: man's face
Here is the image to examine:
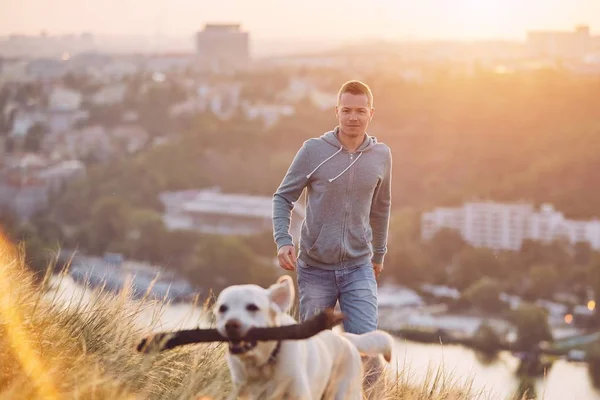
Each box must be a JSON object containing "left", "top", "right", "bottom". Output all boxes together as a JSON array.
[{"left": 335, "top": 92, "right": 374, "bottom": 138}]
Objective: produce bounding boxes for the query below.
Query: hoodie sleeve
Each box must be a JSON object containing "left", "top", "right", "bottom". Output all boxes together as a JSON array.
[
  {"left": 370, "top": 147, "right": 392, "bottom": 264},
  {"left": 272, "top": 142, "right": 310, "bottom": 250}
]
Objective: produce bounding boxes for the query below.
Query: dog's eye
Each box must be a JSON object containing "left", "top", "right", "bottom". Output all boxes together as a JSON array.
[
  {"left": 246, "top": 303, "right": 259, "bottom": 312},
  {"left": 218, "top": 304, "right": 228, "bottom": 313}
]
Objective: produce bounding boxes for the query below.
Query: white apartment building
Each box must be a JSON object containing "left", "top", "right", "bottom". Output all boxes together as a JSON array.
[
  {"left": 421, "top": 201, "right": 600, "bottom": 251},
  {"left": 159, "top": 188, "right": 305, "bottom": 242}
]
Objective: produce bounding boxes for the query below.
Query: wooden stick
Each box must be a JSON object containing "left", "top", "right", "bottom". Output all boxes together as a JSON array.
[{"left": 137, "top": 308, "right": 344, "bottom": 353}]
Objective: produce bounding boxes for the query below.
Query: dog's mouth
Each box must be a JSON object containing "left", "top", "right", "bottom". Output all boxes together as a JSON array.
[{"left": 228, "top": 340, "right": 257, "bottom": 355}]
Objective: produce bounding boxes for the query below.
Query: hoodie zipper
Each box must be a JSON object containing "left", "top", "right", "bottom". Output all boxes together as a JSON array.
[{"left": 340, "top": 152, "right": 355, "bottom": 263}]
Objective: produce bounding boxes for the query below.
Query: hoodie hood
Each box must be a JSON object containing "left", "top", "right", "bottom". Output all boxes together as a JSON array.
[
  {"left": 320, "top": 126, "right": 378, "bottom": 153},
  {"left": 306, "top": 127, "right": 378, "bottom": 182}
]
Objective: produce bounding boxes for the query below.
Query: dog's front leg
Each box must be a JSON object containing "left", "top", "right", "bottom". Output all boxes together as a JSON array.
[
  {"left": 288, "top": 377, "right": 313, "bottom": 400},
  {"left": 226, "top": 385, "right": 240, "bottom": 400},
  {"left": 227, "top": 384, "right": 250, "bottom": 400}
]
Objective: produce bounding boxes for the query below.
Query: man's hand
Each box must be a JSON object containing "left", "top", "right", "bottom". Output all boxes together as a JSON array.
[
  {"left": 373, "top": 263, "right": 383, "bottom": 279},
  {"left": 277, "top": 245, "right": 297, "bottom": 271}
]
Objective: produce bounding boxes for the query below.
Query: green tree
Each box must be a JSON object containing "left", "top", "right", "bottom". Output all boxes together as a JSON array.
[
  {"left": 386, "top": 242, "right": 432, "bottom": 287},
  {"left": 472, "top": 322, "right": 503, "bottom": 355},
  {"left": 3, "top": 136, "right": 15, "bottom": 153},
  {"left": 85, "top": 197, "right": 131, "bottom": 254},
  {"left": 574, "top": 241, "right": 593, "bottom": 266},
  {"left": 463, "top": 277, "right": 504, "bottom": 313},
  {"left": 24, "top": 123, "right": 46, "bottom": 152},
  {"left": 0, "top": 212, "right": 20, "bottom": 240},
  {"left": 428, "top": 228, "right": 466, "bottom": 265},
  {"left": 542, "top": 239, "right": 573, "bottom": 271},
  {"left": 518, "top": 239, "right": 544, "bottom": 268},
  {"left": 124, "top": 209, "right": 169, "bottom": 263},
  {"left": 589, "top": 262, "right": 600, "bottom": 327},
  {"left": 528, "top": 264, "right": 560, "bottom": 300},
  {"left": 451, "top": 247, "right": 502, "bottom": 290},
  {"left": 511, "top": 303, "right": 552, "bottom": 351},
  {"left": 186, "top": 235, "right": 277, "bottom": 293},
  {"left": 160, "top": 230, "right": 203, "bottom": 267}
]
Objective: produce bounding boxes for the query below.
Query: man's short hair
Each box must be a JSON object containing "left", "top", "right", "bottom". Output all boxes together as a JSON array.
[{"left": 337, "top": 80, "right": 374, "bottom": 108}]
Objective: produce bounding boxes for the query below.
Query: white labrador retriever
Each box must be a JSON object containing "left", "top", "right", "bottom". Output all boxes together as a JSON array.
[{"left": 214, "top": 275, "right": 394, "bottom": 400}]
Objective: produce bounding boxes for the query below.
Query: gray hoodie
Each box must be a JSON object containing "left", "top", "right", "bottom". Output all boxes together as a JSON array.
[{"left": 272, "top": 127, "right": 392, "bottom": 270}]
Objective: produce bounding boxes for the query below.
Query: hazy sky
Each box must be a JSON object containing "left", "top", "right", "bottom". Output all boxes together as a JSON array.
[{"left": 1, "top": 0, "right": 599, "bottom": 41}]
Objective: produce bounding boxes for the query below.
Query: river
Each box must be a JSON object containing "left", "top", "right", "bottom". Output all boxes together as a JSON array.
[{"left": 394, "top": 340, "right": 600, "bottom": 400}]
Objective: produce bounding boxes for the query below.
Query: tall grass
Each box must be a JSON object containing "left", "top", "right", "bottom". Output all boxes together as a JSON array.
[{"left": 0, "top": 233, "right": 512, "bottom": 399}]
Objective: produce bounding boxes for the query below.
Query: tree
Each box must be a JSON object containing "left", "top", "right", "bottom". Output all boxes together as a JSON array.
[
  {"left": 0, "top": 212, "right": 20, "bottom": 240},
  {"left": 3, "top": 136, "right": 14, "bottom": 153},
  {"left": 160, "top": 229, "right": 203, "bottom": 267},
  {"left": 511, "top": 303, "right": 552, "bottom": 350},
  {"left": 450, "top": 247, "right": 502, "bottom": 290},
  {"left": 386, "top": 242, "right": 433, "bottom": 287},
  {"left": 518, "top": 239, "right": 544, "bottom": 268},
  {"left": 24, "top": 123, "right": 46, "bottom": 152},
  {"left": 527, "top": 264, "right": 560, "bottom": 299},
  {"left": 589, "top": 262, "right": 600, "bottom": 327},
  {"left": 542, "top": 239, "right": 573, "bottom": 271},
  {"left": 463, "top": 277, "right": 504, "bottom": 313},
  {"left": 185, "top": 235, "right": 278, "bottom": 293},
  {"left": 85, "top": 197, "right": 131, "bottom": 254},
  {"left": 428, "top": 228, "right": 466, "bottom": 265},
  {"left": 124, "top": 209, "right": 169, "bottom": 263},
  {"left": 574, "top": 241, "right": 593, "bottom": 266},
  {"left": 472, "top": 322, "right": 503, "bottom": 355}
]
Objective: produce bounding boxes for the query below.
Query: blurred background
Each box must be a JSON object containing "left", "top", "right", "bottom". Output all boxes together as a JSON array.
[{"left": 1, "top": 0, "right": 600, "bottom": 399}]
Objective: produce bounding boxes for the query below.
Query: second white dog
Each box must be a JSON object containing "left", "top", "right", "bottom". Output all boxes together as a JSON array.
[{"left": 214, "top": 275, "right": 394, "bottom": 400}]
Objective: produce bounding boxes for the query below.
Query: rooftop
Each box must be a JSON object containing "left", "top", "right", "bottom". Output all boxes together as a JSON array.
[
  {"left": 202, "top": 24, "right": 244, "bottom": 32},
  {"left": 161, "top": 188, "right": 306, "bottom": 219}
]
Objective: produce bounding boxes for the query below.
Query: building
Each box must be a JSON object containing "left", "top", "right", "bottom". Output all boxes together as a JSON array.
[
  {"left": 195, "top": 23, "right": 250, "bottom": 72},
  {"left": 159, "top": 188, "right": 305, "bottom": 242},
  {"left": 527, "top": 25, "right": 597, "bottom": 59},
  {"left": 0, "top": 155, "right": 85, "bottom": 220},
  {"left": 421, "top": 201, "right": 600, "bottom": 251},
  {"left": 242, "top": 103, "right": 295, "bottom": 128},
  {"left": 48, "top": 87, "right": 82, "bottom": 112},
  {"left": 89, "top": 83, "right": 126, "bottom": 106}
]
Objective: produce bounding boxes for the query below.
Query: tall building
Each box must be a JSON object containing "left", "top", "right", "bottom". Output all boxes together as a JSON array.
[
  {"left": 527, "top": 25, "right": 596, "bottom": 59},
  {"left": 195, "top": 23, "right": 250, "bottom": 72},
  {"left": 421, "top": 201, "right": 600, "bottom": 251}
]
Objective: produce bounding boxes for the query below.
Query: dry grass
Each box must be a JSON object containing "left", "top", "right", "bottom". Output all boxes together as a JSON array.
[{"left": 0, "top": 233, "right": 505, "bottom": 399}]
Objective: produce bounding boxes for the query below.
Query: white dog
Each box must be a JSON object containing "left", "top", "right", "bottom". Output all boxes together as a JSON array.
[{"left": 214, "top": 275, "right": 395, "bottom": 400}]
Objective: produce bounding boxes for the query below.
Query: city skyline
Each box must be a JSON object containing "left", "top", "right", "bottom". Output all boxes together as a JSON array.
[{"left": 1, "top": 0, "right": 599, "bottom": 42}]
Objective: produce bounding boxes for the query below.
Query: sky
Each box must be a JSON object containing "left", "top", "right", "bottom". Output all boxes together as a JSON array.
[{"left": 0, "top": 0, "right": 599, "bottom": 41}]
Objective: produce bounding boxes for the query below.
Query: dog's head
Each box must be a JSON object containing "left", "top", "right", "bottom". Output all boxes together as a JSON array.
[{"left": 214, "top": 275, "right": 295, "bottom": 354}]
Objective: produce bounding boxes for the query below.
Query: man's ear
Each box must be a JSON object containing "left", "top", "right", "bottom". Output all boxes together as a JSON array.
[{"left": 268, "top": 275, "right": 295, "bottom": 313}]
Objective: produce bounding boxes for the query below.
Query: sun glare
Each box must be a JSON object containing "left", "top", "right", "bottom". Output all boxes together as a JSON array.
[
  {"left": 459, "top": 0, "right": 504, "bottom": 19},
  {"left": 449, "top": 0, "right": 525, "bottom": 38},
  {"left": 0, "top": 233, "right": 60, "bottom": 400}
]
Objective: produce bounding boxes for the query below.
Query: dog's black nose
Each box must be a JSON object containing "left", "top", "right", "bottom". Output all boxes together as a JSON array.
[{"left": 225, "top": 319, "right": 242, "bottom": 337}]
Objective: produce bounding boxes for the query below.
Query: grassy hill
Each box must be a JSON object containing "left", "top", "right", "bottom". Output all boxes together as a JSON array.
[{"left": 0, "top": 232, "right": 484, "bottom": 399}]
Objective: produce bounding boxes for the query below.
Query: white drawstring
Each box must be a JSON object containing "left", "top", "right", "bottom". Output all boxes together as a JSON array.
[
  {"left": 328, "top": 152, "right": 363, "bottom": 182},
  {"left": 306, "top": 146, "right": 343, "bottom": 179}
]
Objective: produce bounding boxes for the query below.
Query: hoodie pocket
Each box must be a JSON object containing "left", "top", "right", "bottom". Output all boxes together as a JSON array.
[
  {"left": 307, "top": 224, "right": 341, "bottom": 264},
  {"left": 346, "top": 225, "right": 371, "bottom": 259}
]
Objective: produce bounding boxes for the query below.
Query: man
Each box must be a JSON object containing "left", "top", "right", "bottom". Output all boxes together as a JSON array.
[{"left": 272, "top": 79, "right": 392, "bottom": 336}]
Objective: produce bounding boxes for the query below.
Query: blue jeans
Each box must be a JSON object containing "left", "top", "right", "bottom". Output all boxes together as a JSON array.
[{"left": 296, "top": 259, "right": 378, "bottom": 334}]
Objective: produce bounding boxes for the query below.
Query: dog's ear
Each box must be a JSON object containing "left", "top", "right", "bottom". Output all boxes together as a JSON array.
[{"left": 268, "top": 275, "right": 295, "bottom": 313}]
